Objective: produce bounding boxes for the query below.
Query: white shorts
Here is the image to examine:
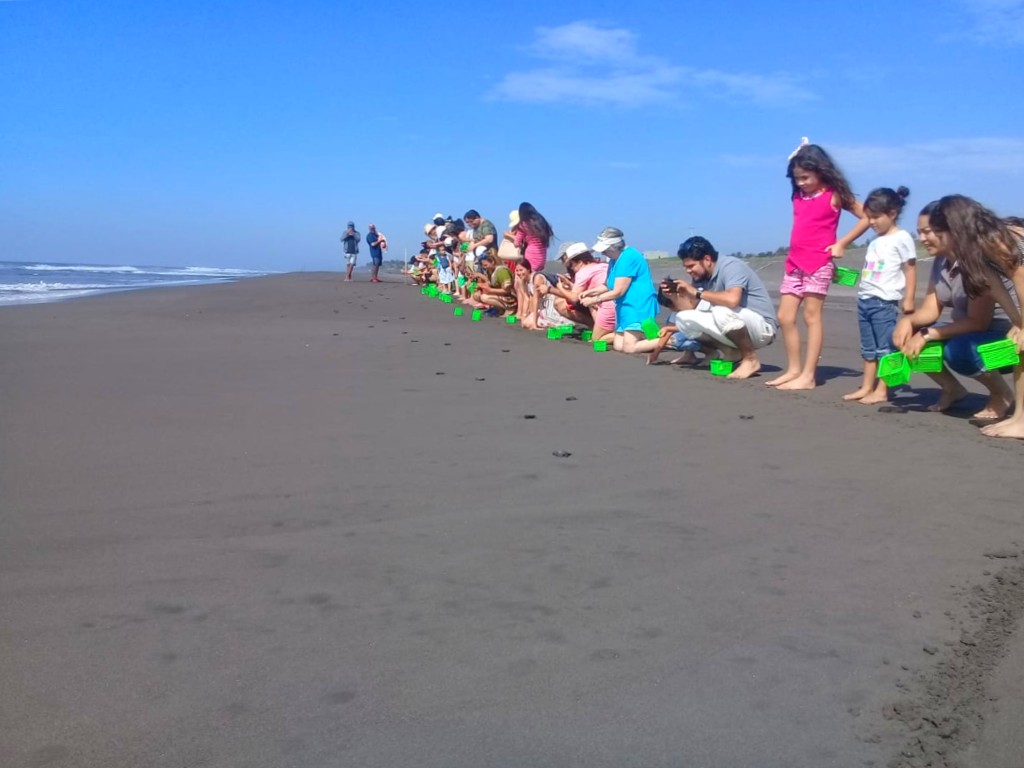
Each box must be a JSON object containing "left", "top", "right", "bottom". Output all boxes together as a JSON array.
[
  {"left": 671, "top": 305, "right": 776, "bottom": 349},
  {"left": 346, "top": 254, "right": 357, "bottom": 266}
]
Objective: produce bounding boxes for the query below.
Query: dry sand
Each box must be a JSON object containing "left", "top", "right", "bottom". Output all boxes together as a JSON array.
[{"left": 2, "top": 271, "right": 1023, "bottom": 768}]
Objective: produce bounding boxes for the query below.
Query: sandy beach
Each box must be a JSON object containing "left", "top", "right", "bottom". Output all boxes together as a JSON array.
[{"left": 2, "top": 273, "right": 1023, "bottom": 768}]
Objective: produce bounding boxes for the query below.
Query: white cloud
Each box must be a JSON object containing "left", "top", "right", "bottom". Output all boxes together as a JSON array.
[
  {"left": 958, "top": 0, "right": 1024, "bottom": 43},
  {"left": 721, "top": 137, "right": 1024, "bottom": 175},
  {"left": 492, "top": 21, "right": 813, "bottom": 109},
  {"left": 834, "top": 138, "right": 1024, "bottom": 174}
]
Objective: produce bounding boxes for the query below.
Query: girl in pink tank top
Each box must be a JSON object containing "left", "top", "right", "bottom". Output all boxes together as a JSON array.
[{"left": 767, "top": 143, "right": 870, "bottom": 391}]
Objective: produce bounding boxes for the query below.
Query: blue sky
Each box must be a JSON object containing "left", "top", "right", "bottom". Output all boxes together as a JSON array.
[{"left": 2, "top": 0, "right": 1023, "bottom": 271}]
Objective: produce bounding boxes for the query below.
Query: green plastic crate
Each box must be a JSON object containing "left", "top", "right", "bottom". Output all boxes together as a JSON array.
[
  {"left": 593, "top": 340, "right": 608, "bottom": 352},
  {"left": 546, "top": 327, "right": 562, "bottom": 339},
  {"left": 977, "top": 338, "right": 1021, "bottom": 370},
  {"left": 471, "top": 309, "right": 483, "bottom": 321},
  {"left": 709, "top": 359, "right": 734, "bottom": 376},
  {"left": 877, "top": 352, "right": 911, "bottom": 386},
  {"left": 453, "top": 307, "right": 464, "bottom": 317},
  {"left": 581, "top": 330, "right": 593, "bottom": 342},
  {"left": 641, "top": 318, "right": 660, "bottom": 340},
  {"left": 909, "top": 342, "right": 944, "bottom": 373},
  {"left": 506, "top": 315, "right": 517, "bottom": 324},
  {"left": 832, "top": 266, "right": 859, "bottom": 286}
]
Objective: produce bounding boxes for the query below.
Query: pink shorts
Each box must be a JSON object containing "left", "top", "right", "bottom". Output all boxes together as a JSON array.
[{"left": 780, "top": 261, "right": 834, "bottom": 297}]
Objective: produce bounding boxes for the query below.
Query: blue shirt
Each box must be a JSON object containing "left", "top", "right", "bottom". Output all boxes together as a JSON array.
[
  {"left": 366, "top": 231, "right": 383, "bottom": 259},
  {"left": 605, "top": 246, "right": 659, "bottom": 332}
]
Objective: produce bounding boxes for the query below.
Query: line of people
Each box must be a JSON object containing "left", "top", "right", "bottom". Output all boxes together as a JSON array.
[{"left": 400, "top": 142, "right": 1024, "bottom": 439}]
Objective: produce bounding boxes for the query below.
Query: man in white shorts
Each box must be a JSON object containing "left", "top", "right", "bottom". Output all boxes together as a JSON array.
[
  {"left": 341, "top": 221, "right": 360, "bottom": 282},
  {"left": 650, "top": 236, "right": 778, "bottom": 379}
]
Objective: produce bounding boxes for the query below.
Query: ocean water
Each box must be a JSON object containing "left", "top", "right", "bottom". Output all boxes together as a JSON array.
[{"left": 0, "top": 261, "right": 273, "bottom": 306}]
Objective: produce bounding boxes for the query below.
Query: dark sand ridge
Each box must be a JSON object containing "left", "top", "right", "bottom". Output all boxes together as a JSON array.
[{"left": 1, "top": 273, "right": 1022, "bottom": 768}]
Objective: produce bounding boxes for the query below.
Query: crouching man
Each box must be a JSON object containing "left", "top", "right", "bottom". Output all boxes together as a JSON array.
[{"left": 650, "top": 236, "right": 778, "bottom": 379}]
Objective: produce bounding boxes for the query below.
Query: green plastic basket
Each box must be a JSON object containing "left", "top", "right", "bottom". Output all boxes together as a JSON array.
[
  {"left": 593, "top": 340, "right": 608, "bottom": 352},
  {"left": 468, "top": 282, "right": 478, "bottom": 292},
  {"left": 909, "top": 342, "right": 944, "bottom": 373},
  {"left": 832, "top": 266, "right": 859, "bottom": 286},
  {"left": 709, "top": 359, "right": 734, "bottom": 376},
  {"left": 453, "top": 307, "right": 464, "bottom": 317},
  {"left": 641, "top": 318, "right": 660, "bottom": 340},
  {"left": 471, "top": 309, "right": 483, "bottom": 322},
  {"left": 977, "top": 338, "right": 1021, "bottom": 370},
  {"left": 546, "top": 327, "right": 562, "bottom": 339},
  {"left": 506, "top": 315, "right": 517, "bottom": 324},
  {"left": 581, "top": 330, "right": 593, "bottom": 342},
  {"left": 877, "top": 352, "right": 911, "bottom": 387}
]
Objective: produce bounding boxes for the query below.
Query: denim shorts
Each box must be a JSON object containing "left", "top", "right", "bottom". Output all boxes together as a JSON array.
[
  {"left": 939, "top": 327, "right": 1013, "bottom": 377},
  {"left": 857, "top": 296, "right": 899, "bottom": 360}
]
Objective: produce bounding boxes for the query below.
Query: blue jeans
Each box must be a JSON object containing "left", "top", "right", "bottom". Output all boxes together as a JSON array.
[
  {"left": 941, "top": 327, "right": 1012, "bottom": 376},
  {"left": 857, "top": 296, "right": 899, "bottom": 360}
]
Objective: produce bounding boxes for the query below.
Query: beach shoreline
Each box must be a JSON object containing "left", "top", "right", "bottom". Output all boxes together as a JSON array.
[{"left": 2, "top": 273, "right": 1021, "bottom": 768}]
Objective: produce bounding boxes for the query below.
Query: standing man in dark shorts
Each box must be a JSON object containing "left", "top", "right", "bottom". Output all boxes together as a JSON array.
[
  {"left": 366, "top": 224, "right": 385, "bottom": 283},
  {"left": 342, "top": 221, "right": 360, "bottom": 282}
]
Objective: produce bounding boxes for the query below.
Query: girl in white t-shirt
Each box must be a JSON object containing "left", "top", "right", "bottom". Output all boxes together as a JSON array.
[{"left": 843, "top": 186, "right": 918, "bottom": 404}]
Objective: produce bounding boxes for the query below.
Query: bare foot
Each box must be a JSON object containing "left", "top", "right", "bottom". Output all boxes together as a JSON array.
[
  {"left": 766, "top": 370, "right": 801, "bottom": 387},
  {"left": 859, "top": 391, "right": 889, "bottom": 405},
  {"left": 777, "top": 375, "right": 817, "bottom": 391},
  {"left": 973, "top": 393, "right": 1012, "bottom": 420},
  {"left": 842, "top": 388, "right": 871, "bottom": 401},
  {"left": 927, "top": 386, "right": 969, "bottom": 412},
  {"left": 646, "top": 333, "right": 673, "bottom": 365},
  {"left": 668, "top": 351, "right": 699, "bottom": 365},
  {"left": 727, "top": 358, "right": 762, "bottom": 379},
  {"left": 715, "top": 347, "right": 743, "bottom": 363},
  {"left": 982, "top": 414, "right": 1024, "bottom": 438}
]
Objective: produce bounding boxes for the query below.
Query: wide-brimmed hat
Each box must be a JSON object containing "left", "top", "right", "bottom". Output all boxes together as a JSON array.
[
  {"left": 561, "top": 241, "right": 590, "bottom": 261},
  {"left": 592, "top": 227, "right": 625, "bottom": 253},
  {"left": 508, "top": 210, "right": 520, "bottom": 229}
]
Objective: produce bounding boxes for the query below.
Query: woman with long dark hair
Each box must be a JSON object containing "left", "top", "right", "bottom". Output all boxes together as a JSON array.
[
  {"left": 923, "top": 196, "right": 1024, "bottom": 437},
  {"left": 514, "top": 202, "right": 554, "bottom": 273},
  {"left": 892, "top": 200, "right": 1018, "bottom": 420}
]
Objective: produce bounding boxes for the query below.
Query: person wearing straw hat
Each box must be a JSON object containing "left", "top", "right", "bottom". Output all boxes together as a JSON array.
[{"left": 580, "top": 227, "right": 662, "bottom": 354}]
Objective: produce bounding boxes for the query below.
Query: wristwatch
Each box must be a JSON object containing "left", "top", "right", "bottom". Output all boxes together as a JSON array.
[
  {"left": 695, "top": 288, "right": 705, "bottom": 301},
  {"left": 920, "top": 327, "right": 931, "bottom": 341}
]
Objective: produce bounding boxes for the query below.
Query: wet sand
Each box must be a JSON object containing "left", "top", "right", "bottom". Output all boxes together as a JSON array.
[{"left": 2, "top": 272, "right": 1023, "bottom": 768}]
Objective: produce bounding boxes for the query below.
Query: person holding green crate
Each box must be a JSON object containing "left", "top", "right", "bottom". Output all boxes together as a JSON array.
[
  {"left": 892, "top": 201, "right": 1017, "bottom": 419},
  {"left": 843, "top": 186, "right": 918, "bottom": 405},
  {"left": 913, "top": 198, "right": 1024, "bottom": 438},
  {"left": 646, "top": 236, "right": 778, "bottom": 379}
]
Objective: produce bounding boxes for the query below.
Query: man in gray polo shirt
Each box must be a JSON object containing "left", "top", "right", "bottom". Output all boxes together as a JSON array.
[{"left": 650, "top": 236, "right": 778, "bottom": 379}]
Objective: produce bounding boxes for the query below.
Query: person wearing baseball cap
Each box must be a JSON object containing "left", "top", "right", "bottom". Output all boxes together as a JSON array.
[{"left": 580, "top": 227, "right": 661, "bottom": 355}]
